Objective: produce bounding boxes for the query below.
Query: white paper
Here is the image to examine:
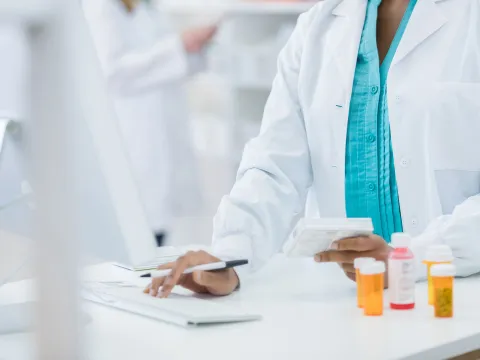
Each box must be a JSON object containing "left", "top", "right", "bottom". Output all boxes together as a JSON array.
[{"left": 283, "top": 218, "right": 374, "bottom": 257}]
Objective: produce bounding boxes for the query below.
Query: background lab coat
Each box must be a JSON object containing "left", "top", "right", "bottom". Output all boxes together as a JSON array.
[
  {"left": 212, "top": 0, "right": 480, "bottom": 280},
  {"left": 83, "top": 0, "right": 202, "bottom": 233},
  {"left": 0, "top": 19, "right": 30, "bottom": 235}
]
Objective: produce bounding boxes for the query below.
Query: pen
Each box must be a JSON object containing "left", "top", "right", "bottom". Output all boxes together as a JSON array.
[{"left": 140, "top": 259, "right": 249, "bottom": 278}]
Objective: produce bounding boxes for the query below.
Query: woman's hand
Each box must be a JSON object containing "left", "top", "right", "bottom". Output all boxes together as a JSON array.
[
  {"left": 144, "top": 250, "right": 239, "bottom": 298},
  {"left": 314, "top": 235, "right": 392, "bottom": 285},
  {"left": 182, "top": 25, "right": 217, "bottom": 53}
]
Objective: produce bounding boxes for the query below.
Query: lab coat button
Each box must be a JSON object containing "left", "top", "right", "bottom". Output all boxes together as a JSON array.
[
  {"left": 401, "top": 158, "right": 410, "bottom": 167},
  {"left": 367, "top": 134, "right": 376, "bottom": 143},
  {"left": 395, "top": 95, "right": 401, "bottom": 103},
  {"left": 368, "top": 183, "right": 376, "bottom": 191},
  {"left": 411, "top": 218, "right": 418, "bottom": 226},
  {"left": 371, "top": 86, "right": 379, "bottom": 95}
]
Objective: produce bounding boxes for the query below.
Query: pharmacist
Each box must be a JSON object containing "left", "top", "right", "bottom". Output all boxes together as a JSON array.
[
  {"left": 83, "top": 0, "right": 216, "bottom": 246},
  {"left": 146, "top": 0, "right": 480, "bottom": 298}
]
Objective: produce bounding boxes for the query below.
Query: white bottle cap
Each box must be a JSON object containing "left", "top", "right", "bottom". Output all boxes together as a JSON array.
[
  {"left": 354, "top": 257, "right": 376, "bottom": 269},
  {"left": 360, "top": 261, "right": 386, "bottom": 275},
  {"left": 425, "top": 245, "right": 454, "bottom": 263},
  {"left": 391, "top": 233, "right": 411, "bottom": 248},
  {"left": 431, "top": 263, "right": 456, "bottom": 277}
]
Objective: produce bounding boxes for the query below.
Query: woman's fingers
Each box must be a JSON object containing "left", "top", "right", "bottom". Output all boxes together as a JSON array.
[
  {"left": 144, "top": 250, "right": 239, "bottom": 298},
  {"left": 145, "top": 276, "right": 166, "bottom": 297},
  {"left": 340, "top": 263, "right": 355, "bottom": 274}
]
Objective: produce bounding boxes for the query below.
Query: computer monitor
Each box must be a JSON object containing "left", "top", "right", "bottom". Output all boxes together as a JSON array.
[
  {"left": 71, "top": 62, "right": 159, "bottom": 268},
  {"left": 0, "top": 0, "right": 162, "bottom": 345},
  {"left": 0, "top": 6, "right": 159, "bottom": 270},
  {"left": 64, "top": 3, "right": 161, "bottom": 269}
]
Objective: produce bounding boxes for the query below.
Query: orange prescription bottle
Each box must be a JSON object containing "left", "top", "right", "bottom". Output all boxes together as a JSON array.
[
  {"left": 354, "top": 257, "right": 376, "bottom": 308},
  {"left": 360, "top": 261, "right": 385, "bottom": 316},
  {"left": 423, "top": 245, "right": 453, "bottom": 305},
  {"left": 431, "top": 264, "right": 456, "bottom": 318}
]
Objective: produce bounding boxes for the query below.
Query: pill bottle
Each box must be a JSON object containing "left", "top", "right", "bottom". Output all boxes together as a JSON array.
[
  {"left": 431, "top": 264, "right": 455, "bottom": 318},
  {"left": 354, "top": 257, "right": 376, "bottom": 308},
  {"left": 361, "top": 261, "right": 385, "bottom": 316},
  {"left": 388, "top": 233, "right": 415, "bottom": 310},
  {"left": 423, "top": 245, "right": 453, "bottom": 305}
]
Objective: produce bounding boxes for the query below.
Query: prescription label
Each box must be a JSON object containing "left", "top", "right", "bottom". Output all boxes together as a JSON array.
[
  {"left": 388, "top": 259, "right": 415, "bottom": 305},
  {"left": 435, "top": 288, "right": 453, "bottom": 317}
]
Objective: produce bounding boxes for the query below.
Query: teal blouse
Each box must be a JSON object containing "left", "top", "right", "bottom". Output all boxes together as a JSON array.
[{"left": 344, "top": 0, "right": 417, "bottom": 243}]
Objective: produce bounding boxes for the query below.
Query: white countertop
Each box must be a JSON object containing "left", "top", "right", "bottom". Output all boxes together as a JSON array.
[{"left": 1, "top": 255, "right": 480, "bottom": 360}]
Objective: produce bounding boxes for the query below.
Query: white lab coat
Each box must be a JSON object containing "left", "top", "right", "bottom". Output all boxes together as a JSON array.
[
  {"left": 212, "top": 0, "right": 480, "bottom": 280},
  {"left": 82, "top": 0, "right": 202, "bottom": 233},
  {"left": 0, "top": 19, "right": 30, "bottom": 234}
]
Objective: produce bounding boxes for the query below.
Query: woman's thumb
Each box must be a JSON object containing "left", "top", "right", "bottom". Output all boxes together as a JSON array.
[{"left": 192, "top": 270, "right": 238, "bottom": 295}]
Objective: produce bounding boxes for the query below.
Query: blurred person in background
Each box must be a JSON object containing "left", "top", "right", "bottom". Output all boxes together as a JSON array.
[
  {"left": 0, "top": 19, "right": 30, "bottom": 233},
  {"left": 82, "top": 0, "right": 217, "bottom": 246}
]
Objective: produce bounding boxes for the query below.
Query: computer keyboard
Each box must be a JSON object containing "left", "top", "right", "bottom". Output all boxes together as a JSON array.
[{"left": 83, "top": 283, "right": 261, "bottom": 327}]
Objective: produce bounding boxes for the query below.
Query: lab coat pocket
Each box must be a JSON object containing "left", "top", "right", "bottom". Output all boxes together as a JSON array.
[{"left": 428, "top": 83, "right": 480, "bottom": 171}]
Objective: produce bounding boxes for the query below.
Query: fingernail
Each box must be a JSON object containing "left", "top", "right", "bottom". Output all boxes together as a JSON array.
[
  {"left": 314, "top": 254, "right": 322, "bottom": 262},
  {"left": 330, "top": 242, "right": 338, "bottom": 250},
  {"left": 156, "top": 291, "right": 163, "bottom": 298},
  {"left": 149, "top": 289, "right": 155, "bottom": 296}
]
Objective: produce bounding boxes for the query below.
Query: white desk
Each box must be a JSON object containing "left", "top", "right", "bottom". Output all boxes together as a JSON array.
[{"left": 1, "top": 255, "right": 480, "bottom": 360}]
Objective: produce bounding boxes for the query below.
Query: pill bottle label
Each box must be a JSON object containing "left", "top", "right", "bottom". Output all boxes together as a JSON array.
[
  {"left": 435, "top": 288, "right": 453, "bottom": 317},
  {"left": 389, "top": 259, "right": 415, "bottom": 305}
]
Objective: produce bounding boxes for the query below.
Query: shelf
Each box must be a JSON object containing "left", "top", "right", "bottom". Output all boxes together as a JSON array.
[
  {"left": 0, "top": 0, "right": 53, "bottom": 24},
  {"left": 231, "top": 81, "right": 273, "bottom": 90},
  {"left": 160, "top": 1, "right": 319, "bottom": 16}
]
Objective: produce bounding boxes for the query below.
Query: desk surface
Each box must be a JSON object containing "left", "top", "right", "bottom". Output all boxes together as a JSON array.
[{"left": 1, "top": 255, "right": 480, "bottom": 360}]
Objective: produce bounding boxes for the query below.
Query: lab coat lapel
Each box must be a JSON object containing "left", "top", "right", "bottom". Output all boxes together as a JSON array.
[
  {"left": 320, "top": 0, "right": 366, "bottom": 168},
  {"left": 392, "top": 0, "right": 448, "bottom": 67},
  {"left": 331, "top": 0, "right": 367, "bottom": 92}
]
